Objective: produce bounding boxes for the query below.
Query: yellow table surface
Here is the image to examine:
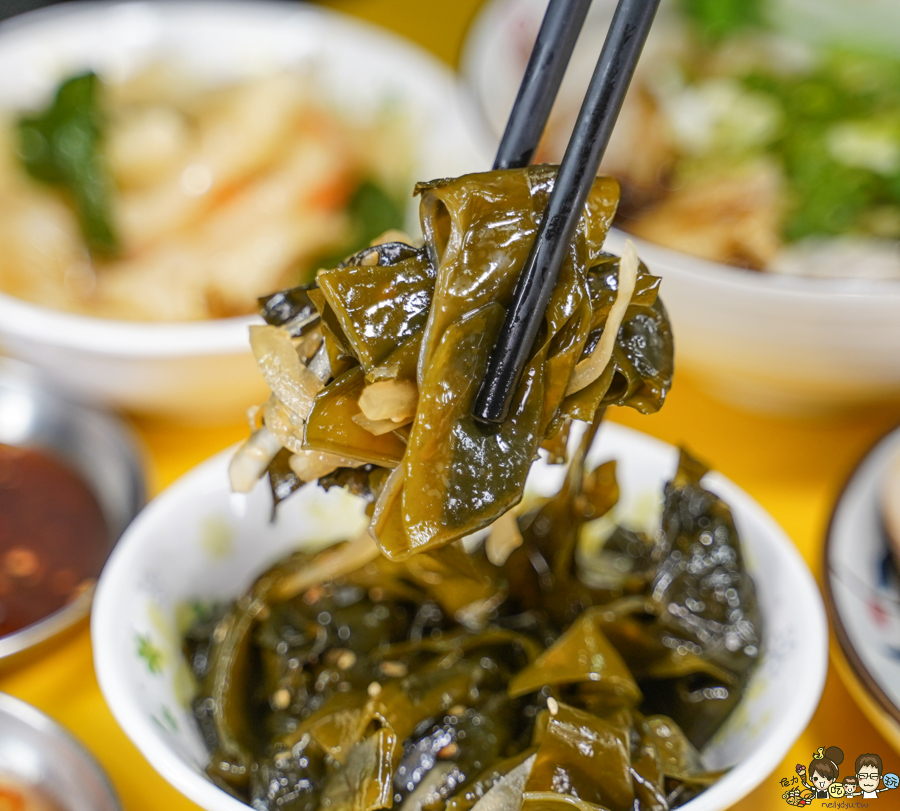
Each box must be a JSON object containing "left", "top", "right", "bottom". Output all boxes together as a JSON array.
[{"left": 3, "top": 1, "right": 900, "bottom": 808}]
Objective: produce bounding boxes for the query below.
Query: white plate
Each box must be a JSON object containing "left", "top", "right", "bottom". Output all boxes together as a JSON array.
[
  {"left": 92, "top": 422, "right": 827, "bottom": 811},
  {"left": 0, "top": 1, "right": 489, "bottom": 420},
  {"left": 826, "top": 424, "right": 900, "bottom": 751}
]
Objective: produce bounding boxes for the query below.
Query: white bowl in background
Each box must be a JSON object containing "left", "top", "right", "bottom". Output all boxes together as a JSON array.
[
  {"left": 603, "top": 230, "right": 900, "bottom": 414},
  {"left": 92, "top": 422, "right": 827, "bottom": 811},
  {"left": 462, "top": 0, "right": 900, "bottom": 414},
  {"left": 0, "top": 1, "right": 488, "bottom": 422}
]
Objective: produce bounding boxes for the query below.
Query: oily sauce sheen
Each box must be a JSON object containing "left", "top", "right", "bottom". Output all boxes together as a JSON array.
[{"left": 0, "top": 444, "right": 108, "bottom": 636}]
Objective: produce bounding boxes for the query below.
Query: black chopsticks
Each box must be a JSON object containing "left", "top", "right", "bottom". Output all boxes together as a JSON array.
[
  {"left": 493, "top": 0, "right": 593, "bottom": 171},
  {"left": 474, "top": 0, "right": 661, "bottom": 425}
]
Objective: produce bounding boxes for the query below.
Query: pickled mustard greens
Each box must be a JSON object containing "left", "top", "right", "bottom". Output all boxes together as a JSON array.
[
  {"left": 187, "top": 443, "right": 761, "bottom": 811},
  {"left": 233, "top": 166, "right": 674, "bottom": 560}
]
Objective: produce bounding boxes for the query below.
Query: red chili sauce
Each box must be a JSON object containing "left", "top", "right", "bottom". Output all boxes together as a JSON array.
[{"left": 0, "top": 444, "right": 109, "bottom": 636}]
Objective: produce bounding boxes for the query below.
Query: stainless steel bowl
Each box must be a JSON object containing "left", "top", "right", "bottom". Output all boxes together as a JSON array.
[
  {"left": 0, "top": 357, "right": 144, "bottom": 662},
  {"left": 0, "top": 691, "right": 121, "bottom": 810}
]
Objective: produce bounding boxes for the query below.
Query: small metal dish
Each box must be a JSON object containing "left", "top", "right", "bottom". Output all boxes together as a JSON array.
[
  {"left": 0, "top": 691, "right": 120, "bottom": 810},
  {"left": 0, "top": 357, "right": 144, "bottom": 663}
]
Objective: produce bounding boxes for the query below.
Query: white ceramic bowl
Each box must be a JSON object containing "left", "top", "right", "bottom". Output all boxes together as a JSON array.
[
  {"left": 92, "top": 422, "right": 827, "bottom": 811},
  {"left": 0, "top": 1, "right": 488, "bottom": 422},
  {"left": 462, "top": 0, "right": 900, "bottom": 414},
  {"left": 602, "top": 231, "right": 900, "bottom": 414}
]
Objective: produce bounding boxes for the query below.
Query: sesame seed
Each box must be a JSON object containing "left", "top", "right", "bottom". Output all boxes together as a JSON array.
[
  {"left": 271, "top": 689, "right": 291, "bottom": 710},
  {"left": 379, "top": 661, "right": 408, "bottom": 678}
]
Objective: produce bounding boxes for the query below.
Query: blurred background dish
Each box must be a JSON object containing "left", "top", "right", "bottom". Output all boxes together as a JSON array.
[
  {"left": 0, "top": 691, "right": 121, "bottom": 811},
  {"left": 826, "top": 423, "right": 900, "bottom": 754},
  {"left": 465, "top": 0, "right": 900, "bottom": 278},
  {"left": 6, "top": 67, "right": 415, "bottom": 322},
  {"left": 0, "top": 357, "right": 143, "bottom": 665},
  {"left": 463, "top": 0, "right": 900, "bottom": 412},
  {"left": 0, "top": 1, "right": 488, "bottom": 420},
  {"left": 92, "top": 422, "right": 828, "bottom": 811}
]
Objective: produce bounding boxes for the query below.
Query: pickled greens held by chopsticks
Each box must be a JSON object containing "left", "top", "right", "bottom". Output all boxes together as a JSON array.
[{"left": 232, "top": 166, "right": 674, "bottom": 559}]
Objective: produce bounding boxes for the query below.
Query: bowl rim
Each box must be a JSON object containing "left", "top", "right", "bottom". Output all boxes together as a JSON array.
[
  {"left": 0, "top": 357, "right": 146, "bottom": 661},
  {"left": 0, "top": 0, "right": 488, "bottom": 358},
  {"left": 0, "top": 691, "right": 122, "bottom": 810},
  {"left": 93, "top": 445, "right": 268, "bottom": 811},
  {"left": 459, "top": 0, "right": 900, "bottom": 301},
  {"left": 823, "top": 420, "right": 900, "bottom": 730},
  {"left": 0, "top": 0, "right": 267, "bottom": 357},
  {"left": 602, "top": 229, "right": 900, "bottom": 299},
  {"left": 92, "top": 423, "right": 828, "bottom": 811},
  {"left": 0, "top": 292, "right": 258, "bottom": 356}
]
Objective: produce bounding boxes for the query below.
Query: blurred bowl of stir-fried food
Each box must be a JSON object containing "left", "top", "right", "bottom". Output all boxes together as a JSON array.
[
  {"left": 464, "top": 0, "right": 900, "bottom": 412},
  {"left": 0, "top": 1, "right": 486, "bottom": 420},
  {"left": 92, "top": 423, "right": 827, "bottom": 811}
]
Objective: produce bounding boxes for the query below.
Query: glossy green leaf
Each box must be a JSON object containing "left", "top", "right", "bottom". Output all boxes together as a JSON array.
[
  {"left": 305, "top": 366, "right": 406, "bottom": 468},
  {"left": 508, "top": 608, "right": 640, "bottom": 706}
]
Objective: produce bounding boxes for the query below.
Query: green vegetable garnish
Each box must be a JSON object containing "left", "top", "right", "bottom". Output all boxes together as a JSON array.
[
  {"left": 680, "top": 0, "right": 765, "bottom": 42},
  {"left": 310, "top": 179, "right": 405, "bottom": 278},
  {"left": 741, "top": 52, "right": 900, "bottom": 241},
  {"left": 18, "top": 72, "right": 118, "bottom": 255},
  {"left": 348, "top": 179, "right": 405, "bottom": 245}
]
